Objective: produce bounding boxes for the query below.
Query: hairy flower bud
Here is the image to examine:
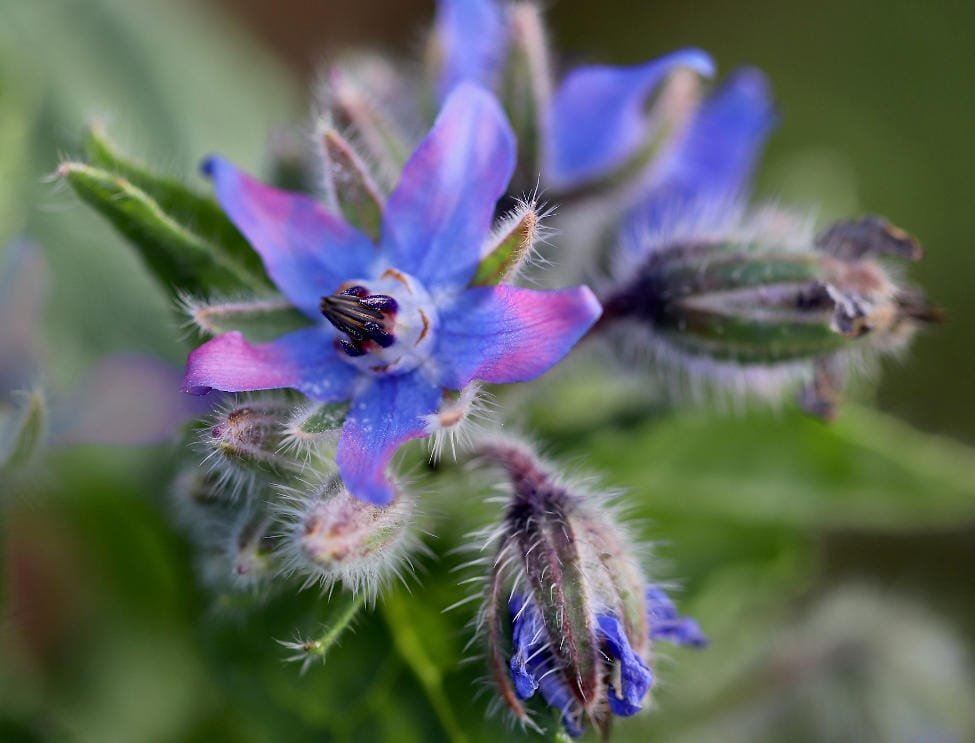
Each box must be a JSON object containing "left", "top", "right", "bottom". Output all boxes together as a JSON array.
[
  {"left": 278, "top": 475, "right": 418, "bottom": 599},
  {"left": 197, "top": 508, "right": 276, "bottom": 593},
  {"left": 200, "top": 396, "right": 300, "bottom": 492},
  {"left": 601, "top": 209, "right": 940, "bottom": 416},
  {"left": 473, "top": 438, "right": 704, "bottom": 737}
]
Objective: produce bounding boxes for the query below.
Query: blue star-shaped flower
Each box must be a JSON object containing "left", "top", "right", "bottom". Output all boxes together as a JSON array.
[{"left": 181, "top": 84, "right": 601, "bottom": 504}]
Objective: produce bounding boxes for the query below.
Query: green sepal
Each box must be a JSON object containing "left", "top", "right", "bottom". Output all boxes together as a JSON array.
[
  {"left": 182, "top": 295, "right": 310, "bottom": 343},
  {"left": 470, "top": 204, "right": 538, "bottom": 286},
  {"left": 82, "top": 123, "right": 271, "bottom": 288},
  {"left": 60, "top": 161, "right": 265, "bottom": 297},
  {"left": 284, "top": 401, "right": 349, "bottom": 449},
  {"left": 320, "top": 126, "right": 385, "bottom": 242}
]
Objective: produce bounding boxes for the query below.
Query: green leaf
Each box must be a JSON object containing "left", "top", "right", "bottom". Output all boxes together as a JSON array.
[
  {"left": 59, "top": 161, "right": 264, "bottom": 297},
  {"left": 83, "top": 123, "right": 271, "bottom": 286},
  {"left": 181, "top": 295, "right": 310, "bottom": 342},
  {"left": 1, "top": 388, "right": 46, "bottom": 473},
  {"left": 470, "top": 203, "right": 540, "bottom": 286},
  {"left": 572, "top": 404, "right": 975, "bottom": 531}
]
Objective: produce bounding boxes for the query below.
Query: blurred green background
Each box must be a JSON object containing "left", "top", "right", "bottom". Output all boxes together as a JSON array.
[{"left": 1, "top": 1, "right": 974, "bottom": 741}]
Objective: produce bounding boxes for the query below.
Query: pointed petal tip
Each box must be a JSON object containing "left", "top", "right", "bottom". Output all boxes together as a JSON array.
[
  {"left": 381, "top": 80, "right": 516, "bottom": 289},
  {"left": 676, "top": 47, "right": 717, "bottom": 78},
  {"left": 200, "top": 155, "right": 218, "bottom": 178}
]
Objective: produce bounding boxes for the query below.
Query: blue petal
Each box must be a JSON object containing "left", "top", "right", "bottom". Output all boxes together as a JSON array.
[
  {"left": 434, "top": 0, "right": 508, "bottom": 102},
  {"left": 435, "top": 285, "right": 601, "bottom": 389},
  {"left": 336, "top": 372, "right": 442, "bottom": 505},
  {"left": 508, "top": 593, "right": 545, "bottom": 700},
  {"left": 597, "top": 614, "right": 654, "bottom": 717},
  {"left": 646, "top": 585, "right": 709, "bottom": 648},
  {"left": 380, "top": 83, "right": 515, "bottom": 290},
  {"left": 204, "top": 156, "right": 377, "bottom": 319},
  {"left": 545, "top": 49, "right": 714, "bottom": 190},
  {"left": 639, "top": 67, "right": 776, "bottom": 223},
  {"left": 507, "top": 594, "right": 583, "bottom": 737}
]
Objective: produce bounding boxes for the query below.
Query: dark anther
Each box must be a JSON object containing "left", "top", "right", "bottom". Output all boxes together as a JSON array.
[
  {"left": 321, "top": 289, "right": 398, "bottom": 350},
  {"left": 337, "top": 338, "right": 367, "bottom": 357}
]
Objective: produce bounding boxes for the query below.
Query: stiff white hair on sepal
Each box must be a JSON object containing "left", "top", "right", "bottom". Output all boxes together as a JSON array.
[
  {"left": 279, "top": 400, "right": 348, "bottom": 462},
  {"left": 273, "top": 474, "right": 424, "bottom": 604},
  {"left": 175, "top": 292, "right": 302, "bottom": 342},
  {"left": 479, "top": 193, "right": 557, "bottom": 286},
  {"left": 423, "top": 383, "right": 497, "bottom": 463}
]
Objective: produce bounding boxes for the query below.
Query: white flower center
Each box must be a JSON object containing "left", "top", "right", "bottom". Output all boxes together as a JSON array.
[{"left": 322, "top": 268, "right": 438, "bottom": 376}]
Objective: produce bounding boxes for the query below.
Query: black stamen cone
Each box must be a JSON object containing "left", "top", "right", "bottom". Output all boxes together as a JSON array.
[{"left": 320, "top": 289, "right": 398, "bottom": 351}]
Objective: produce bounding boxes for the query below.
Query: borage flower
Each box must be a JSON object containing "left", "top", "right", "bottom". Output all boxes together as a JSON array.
[{"left": 182, "top": 84, "right": 601, "bottom": 504}]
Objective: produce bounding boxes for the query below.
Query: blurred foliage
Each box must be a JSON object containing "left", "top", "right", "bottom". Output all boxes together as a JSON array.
[{"left": 1, "top": 1, "right": 974, "bottom": 742}]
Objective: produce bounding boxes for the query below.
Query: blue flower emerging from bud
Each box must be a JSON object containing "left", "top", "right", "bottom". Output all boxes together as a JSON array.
[{"left": 475, "top": 438, "right": 705, "bottom": 737}]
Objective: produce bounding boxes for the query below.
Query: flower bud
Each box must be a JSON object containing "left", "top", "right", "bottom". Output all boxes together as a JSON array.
[
  {"left": 600, "top": 209, "right": 939, "bottom": 415},
  {"left": 200, "top": 396, "right": 299, "bottom": 492},
  {"left": 473, "top": 438, "right": 703, "bottom": 737},
  {"left": 278, "top": 475, "right": 418, "bottom": 599}
]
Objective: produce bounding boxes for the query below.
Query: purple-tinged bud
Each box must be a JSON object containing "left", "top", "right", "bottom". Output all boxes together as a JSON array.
[
  {"left": 600, "top": 209, "right": 940, "bottom": 416},
  {"left": 320, "top": 55, "right": 413, "bottom": 188},
  {"left": 200, "top": 396, "right": 300, "bottom": 492},
  {"left": 472, "top": 437, "right": 704, "bottom": 737},
  {"left": 277, "top": 475, "right": 419, "bottom": 600}
]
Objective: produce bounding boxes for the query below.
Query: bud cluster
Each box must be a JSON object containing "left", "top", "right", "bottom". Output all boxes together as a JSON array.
[{"left": 170, "top": 394, "right": 421, "bottom": 604}]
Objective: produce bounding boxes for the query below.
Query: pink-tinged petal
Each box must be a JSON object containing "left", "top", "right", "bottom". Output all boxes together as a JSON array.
[
  {"left": 434, "top": 0, "right": 509, "bottom": 102},
  {"left": 337, "top": 374, "right": 442, "bottom": 504},
  {"left": 182, "top": 327, "right": 358, "bottom": 402},
  {"left": 545, "top": 49, "right": 714, "bottom": 190},
  {"left": 436, "top": 285, "right": 602, "bottom": 388},
  {"left": 55, "top": 355, "right": 214, "bottom": 446},
  {"left": 204, "top": 157, "right": 376, "bottom": 318},
  {"left": 380, "top": 83, "right": 516, "bottom": 290}
]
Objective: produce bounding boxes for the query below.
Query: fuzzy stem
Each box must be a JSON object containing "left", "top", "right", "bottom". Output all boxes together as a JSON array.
[{"left": 304, "top": 592, "right": 367, "bottom": 661}]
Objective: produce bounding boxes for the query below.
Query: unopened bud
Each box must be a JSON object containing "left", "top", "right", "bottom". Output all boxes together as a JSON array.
[
  {"left": 279, "top": 476, "right": 418, "bottom": 600},
  {"left": 197, "top": 507, "right": 277, "bottom": 594},
  {"left": 200, "top": 396, "right": 299, "bottom": 491},
  {"left": 600, "top": 210, "right": 939, "bottom": 415},
  {"left": 473, "top": 437, "right": 703, "bottom": 737}
]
